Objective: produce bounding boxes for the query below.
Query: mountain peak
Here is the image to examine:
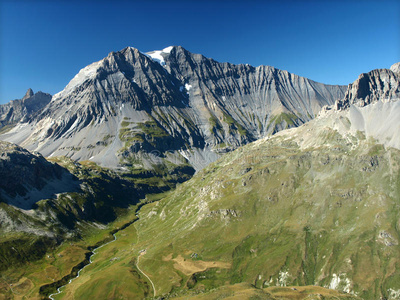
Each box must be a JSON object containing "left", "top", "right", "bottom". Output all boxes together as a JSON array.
[
  {"left": 1, "top": 45, "right": 346, "bottom": 170},
  {"left": 22, "top": 88, "right": 34, "bottom": 100}
]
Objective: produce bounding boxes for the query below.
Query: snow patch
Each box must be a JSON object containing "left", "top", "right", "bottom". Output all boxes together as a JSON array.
[
  {"left": 185, "top": 83, "right": 192, "bottom": 91},
  {"left": 145, "top": 46, "right": 174, "bottom": 66},
  {"left": 163, "top": 46, "right": 174, "bottom": 53},
  {"left": 146, "top": 50, "right": 165, "bottom": 65}
]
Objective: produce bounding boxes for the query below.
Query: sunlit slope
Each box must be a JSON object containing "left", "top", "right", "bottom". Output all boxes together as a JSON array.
[{"left": 129, "top": 111, "right": 400, "bottom": 300}]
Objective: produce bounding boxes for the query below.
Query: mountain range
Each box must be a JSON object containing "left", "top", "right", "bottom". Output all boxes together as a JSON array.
[
  {"left": 0, "top": 46, "right": 399, "bottom": 300},
  {"left": 0, "top": 46, "right": 346, "bottom": 170}
]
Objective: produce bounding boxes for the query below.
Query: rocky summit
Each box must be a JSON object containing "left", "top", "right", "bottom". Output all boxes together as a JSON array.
[
  {"left": 335, "top": 62, "right": 400, "bottom": 110},
  {"left": 0, "top": 46, "right": 346, "bottom": 170}
]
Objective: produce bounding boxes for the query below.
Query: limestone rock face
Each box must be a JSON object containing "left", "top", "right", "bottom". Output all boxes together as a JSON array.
[
  {"left": 335, "top": 65, "right": 400, "bottom": 110},
  {"left": 0, "top": 89, "right": 52, "bottom": 128},
  {"left": 0, "top": 46, "right": 346, "bottom": 170}
]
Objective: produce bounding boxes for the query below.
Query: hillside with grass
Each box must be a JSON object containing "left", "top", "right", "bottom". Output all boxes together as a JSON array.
[{"left": 40, "top": 104, "right": 400, "bottom": 300}]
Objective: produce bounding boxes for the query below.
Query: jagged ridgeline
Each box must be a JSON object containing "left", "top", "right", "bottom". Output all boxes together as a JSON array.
[{"left": 0, "top": 46, "right": 346, "bottom": 171}]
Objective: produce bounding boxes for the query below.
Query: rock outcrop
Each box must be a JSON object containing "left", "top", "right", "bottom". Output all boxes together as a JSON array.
[
  {"left": 334, "top": 64, "right": 400, "bottom": 110},
  {"left": 390, "top": 62, "right": 400, "bottom": 74}
]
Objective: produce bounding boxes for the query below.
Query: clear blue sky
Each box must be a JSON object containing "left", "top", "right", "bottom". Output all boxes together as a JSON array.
[{"left": 0, "top": 0, "right": 399, "bottom": 103}]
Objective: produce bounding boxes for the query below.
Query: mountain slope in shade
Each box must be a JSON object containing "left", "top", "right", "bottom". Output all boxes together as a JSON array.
[
  {"left": 0, "top": 141, "right": 78, "bottom": 210},
  {"left": 0, "top": 46, "right": 346, "bottom": 170},
  {"left": 0, "top": 89, "right": 52, "bottom": 129}
]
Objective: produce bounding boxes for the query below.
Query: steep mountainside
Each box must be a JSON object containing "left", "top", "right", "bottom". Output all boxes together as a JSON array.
[
  {"left": 0, "top": 89, "right": 52, "bottom": 129},
  {"left": 113, "top": 103, "right": 400, "bottom": 300},
  {"left": 0, "top": 141, "right": 76, "bottom": 210},
  {"left": 45, "top": 67, "right": 400, "bottom": 300},
  {"left": 0, "top": 46, "right": 346, "bottom": 170}
]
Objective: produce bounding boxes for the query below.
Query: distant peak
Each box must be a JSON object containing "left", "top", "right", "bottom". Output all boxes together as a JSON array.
[{"left": 22, "top": 88, "right": 34, "bottom": 100}]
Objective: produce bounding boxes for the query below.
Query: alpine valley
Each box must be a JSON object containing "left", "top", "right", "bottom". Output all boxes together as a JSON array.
[{"left": 0, "top": 46, "right": 399, "bottom": 300}]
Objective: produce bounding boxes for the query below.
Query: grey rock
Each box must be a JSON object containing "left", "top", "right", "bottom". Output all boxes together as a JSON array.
[
  {"left": 0, "top": 46, "right": 346, "bottom": 170},
  {"left": 334, "top": 65, "right": 400, "bottom": 110},
  {"left": 0, "top": 89, "right": 52, "bottom": 128},
  {"left": 22, "top": 88, "right": 34, "bottom": 100}
]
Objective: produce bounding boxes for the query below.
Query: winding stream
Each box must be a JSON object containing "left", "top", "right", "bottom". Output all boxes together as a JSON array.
[{"left": 48, "top": 233, "right": 118, "bottom": 300}]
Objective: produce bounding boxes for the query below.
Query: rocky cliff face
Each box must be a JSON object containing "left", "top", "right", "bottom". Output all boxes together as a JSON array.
[
  {"left": 0, "top": 46, "right": 346, "bottom": 170},
  {"left": 316, "top": 62, "right": 400, "bottom": 150},
  {"left": 334, "top": 63, "right": 400, "bottom": 110},
  {"left": 0, "top": 89, "right": 52, "bottom": 129}
]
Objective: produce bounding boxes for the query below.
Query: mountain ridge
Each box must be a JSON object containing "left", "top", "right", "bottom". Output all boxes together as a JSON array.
[
  {"left": 0, "top": 89, "right": 52, "bottom": 130},
  {"left": 0, "top": 45, "right": 346, "bottom": 171},
  {"left": 0, "top": 57, "right": 399, "bottom": 299}
]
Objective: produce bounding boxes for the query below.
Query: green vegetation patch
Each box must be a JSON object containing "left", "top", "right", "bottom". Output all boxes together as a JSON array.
[
  {"left": 209, "top": 115, "right": 223, "bottom": 135},
  {"left": 0, "top": 124, "right": 16, "bottom": 134},
  {"left": 137, "top": 120, "right": 169, "bottom": 138},
  {"left": 269, "top": 112, "right": 298, "bottom": 128},
  {"left": 222, "top": 113, "right": 248, "bottom": 136}
]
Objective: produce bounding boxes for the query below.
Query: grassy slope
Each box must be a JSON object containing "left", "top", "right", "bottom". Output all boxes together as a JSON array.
[
  {"left": 2, "top": 113, "right": 400, "bottom": 299},
  {"left": 0, "top": 205, "right": 143, "bottom": 300},
  {"left": 171, "top": 283, "right": 360, "bottom": 300},
  {"left": 122, "top": 116, "right": 400, "bottom": 299},
  {"left": 49, "top": 114, "right": 398, "bottom": 299}
]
